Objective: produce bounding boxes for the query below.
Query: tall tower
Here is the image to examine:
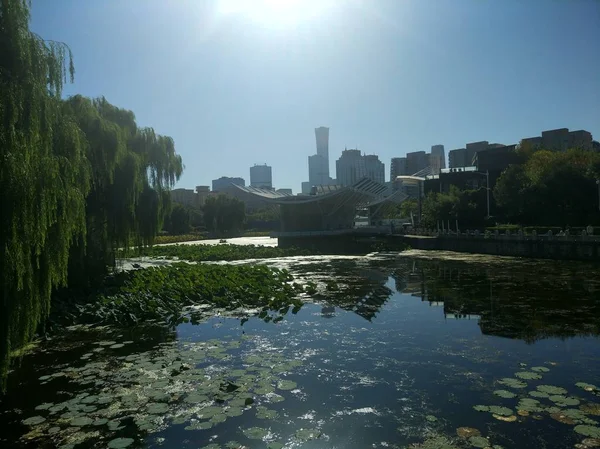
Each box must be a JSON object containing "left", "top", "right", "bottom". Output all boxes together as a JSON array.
[
  {"left": 314, "top": 127, "right": 330, "bottom": 178},
  {"left": 431, "top": 145, "right": 446, "bottom": 169}
]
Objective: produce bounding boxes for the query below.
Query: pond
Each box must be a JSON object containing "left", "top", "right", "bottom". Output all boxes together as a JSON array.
[{"left": 2, "top": 251, "right": 600, "bottom": 449}]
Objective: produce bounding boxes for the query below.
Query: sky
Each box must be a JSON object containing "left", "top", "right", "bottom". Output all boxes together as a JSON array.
[{"left": 31, "top": 0, "right": 600, "bottom": 192}]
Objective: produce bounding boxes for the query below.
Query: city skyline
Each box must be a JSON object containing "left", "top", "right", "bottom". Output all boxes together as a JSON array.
[{"left": 30, "top": 1, "right": 600, "bottom": 192}]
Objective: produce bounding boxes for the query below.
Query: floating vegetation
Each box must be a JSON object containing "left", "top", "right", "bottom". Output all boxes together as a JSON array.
[
  {"left": 531, "top": 366, "right": 550, "bottom": 373},
  {"left": 493, "top": 414, "right": 517, "bottom": 422},
  {"left": 549, "top": 395, "right": 580, "bottom": 407},
  {"left": 295, "top": 428, "right": 322, "bottom": 441},
  {"left": 515, "top": 371, "right": 542, "bottom": 380},
  {"left": 469, "top": 436, "right": 490, "bottom": 448},
  {"left": 494, "top": 390, "right": 517, "bottom": 399},
  {"left": 575, "top": 425, "right": 600, "bottom": 438},
  {"left": 581, "top": 403, "right": 600, "bottom": 416},
  {"left": 517, "top": 398, "right": 545, "bottom": 413},
  {"left": 52, "top": 263, "right": 308, "bottom": 328},
  {"left": 128, "top": 243, "right": 312, "bottom": 262},
  {"left": 577, "top": 383, "right": 600, "bottom": 393},
  {"left": 425, "top": 415, "right": 438, "bottom": 422},
  {"left": 537, "top": 385, "right": 568, "bottom": 395},
  {"left": 473, "top": 405, "right": 513, "bottom": 416},
  {"left": 15, "top": 334, "right": 306, "bottom": 448},
  {"left": 242, "top": 427, "right": 269, "bottom": 440},
  {"left": 456, "top": 427, "right": 480, "bottom": 438},
  {"left": 498, "top": 378, "right": 527, "bottom": 389}
]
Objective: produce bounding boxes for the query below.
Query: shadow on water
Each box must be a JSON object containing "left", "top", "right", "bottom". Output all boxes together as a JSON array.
[{"left": 2, "top": 252, "right": 600, "bottom": 449}]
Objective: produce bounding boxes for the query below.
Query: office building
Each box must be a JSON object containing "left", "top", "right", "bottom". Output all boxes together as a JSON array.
[
  {"left": 465, "top": 141, "right": 489, "bottom": 166},
  {"left": 315, "top": 126, "right": 330, "bottom": 162},
  {"left": 431, "top": 145, "right": 446, "bottom": 170},
  {"left": 363, "top": 154, "right": 385, "bottom": 184},
  {"left": 390, "top": 157, "right": 408, "bottom": 180},
  {"left": 336, "top": 149, "right": 366, "bottom": 186},
  {"left": 170, "top": 185, "right": 211, "bottom": 208},
  {"left": 301, "top": 181, "right": 312, "bottom": 195},
  {"left": 212, "top": 176, "right": 245, "bottom": 192},
  {"left": 406, "top": 151, "right": 428, "bottom": 175},
  {"left": 250, "top": 164, "right": 272, "bottom": 189},
  {"left": 448, "top": 148, "right": 467, "bottom": 168},
  {"left": 522, "top": 128, "right": 593, "bottom": 151},
  {"left": 308, "top": 154, "right": 330, "bottom": 186}
]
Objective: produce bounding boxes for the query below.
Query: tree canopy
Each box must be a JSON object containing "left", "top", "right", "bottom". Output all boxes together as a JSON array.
[
  {"left": 0, "top": 0, "right": 183, "bottom": 388},
  {"left": 203, "top": 195, "right": 246, "bottom": 235}
]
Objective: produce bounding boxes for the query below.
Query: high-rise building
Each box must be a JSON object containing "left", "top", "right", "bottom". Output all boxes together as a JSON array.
[
  {"left": 448, "top": 148, "right": 467, "bottom": 168},
  {"left": 390, "top": 157, "right": 408, "bottom": 180},
  {"left": 522, "top": 128, "right": 593, "bottom": 151},
  {"left": 212, "top": 176, "right": 245, "bottom": 192},
  {"left": 363, "top": 155, "right": 385, "bottom": 184},
  {"left": 308, "top": 127, "right": 331, "bottom": 187},
  {"left": 431, "top": 145, "right": 446, "bottom": 170},
  {"left": 308, "top": 154, "right": 329, "bottom": 186},
  {"left": 336, "top": 149, "right": 366, "bottom": 186},
  {"left": 406, "top": 151, "right": 428, "bottom": 175},
  {"left": 301, "top": 181, "right": 312, "bottom": 195},
  {"left": 465, "top": 141, "right": 489, "bottom": 166},
  {"left": 250, "top": 164, "right": 272, "bottom": 189}
]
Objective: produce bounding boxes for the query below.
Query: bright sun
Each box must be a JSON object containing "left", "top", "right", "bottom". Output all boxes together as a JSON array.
[{"left": 217, "top": 0, "right": 335, "bottom": 29}]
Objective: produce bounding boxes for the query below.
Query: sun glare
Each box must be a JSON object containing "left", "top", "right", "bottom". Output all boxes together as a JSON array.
[{"left": 217, "top": 0, "right": 335, "bottom": 29}]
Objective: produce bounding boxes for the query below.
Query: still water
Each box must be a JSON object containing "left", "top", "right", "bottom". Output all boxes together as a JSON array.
[{"left": 1, "top": 252, "right": 600, "bottom": 449}]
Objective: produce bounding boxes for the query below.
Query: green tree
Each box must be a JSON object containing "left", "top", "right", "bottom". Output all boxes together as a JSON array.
[
  {"left": 203, "top": 195, "right": 245, "bottom": 235},
  {"left": 0, "top": 0, "right": 90, "bottom": 386},
  {"left": 165, "top": 204, "right": 191, "bottom": 235},
  {"left": 399, "top": 199, "right": 418, "bottom": 219},
  {"left": 64, "top": 96, "right": 183, "bottom": 286}
]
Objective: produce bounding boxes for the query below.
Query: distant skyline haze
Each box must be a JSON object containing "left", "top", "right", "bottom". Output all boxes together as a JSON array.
[{"left": 31, "top": 0, "right": 600, "bottom": 191}]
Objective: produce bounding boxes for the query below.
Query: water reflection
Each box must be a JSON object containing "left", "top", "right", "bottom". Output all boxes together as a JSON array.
[{"left": 282, "top": 253, "right": 600, "bottom": 343}]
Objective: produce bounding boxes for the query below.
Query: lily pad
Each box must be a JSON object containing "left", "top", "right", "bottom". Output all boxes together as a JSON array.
[
  {"left": 457, "top": 427, "right": 481, "bottom": 438},
  {"left": 581, "top": 403, "right": 600, "bottom": 416},
  {"left": 22, "top": 416, "right": 46, "bottom": 426},
  {"left": 537, "top": 385, "right": 568, "bottom": 395},
  {"left": 493, "top": 414, "right": 517, "bottom": 422},
  {"left": 425, "top": 415, "right": 438, "bottom": 422},
  {"left": 70, "top": 417, "right": 93, "bottom": 427},
  {"left": 494, "top": 390, "right": 517, "bottom": 399},
  {"left": 35, "top": 402, "right": 54, "bottom": 411},
  {"left": 147, "top": 403, "right": 169, "bottom": 414},
  {"left": 549, "top": 395, "right": 580, "bottom": 407},
  {"left": 469, "top": 436, "right": 490, "bottom": 448},
  {"left": 577, "top": 383, "right": 599, "bottom": 393},
  {"left": 575, "top": 425, "right": 600, "bottom": 438},
  {"left": 277, "top": 380, "right": 297, "bottom": 391},
  {"left": 498, "top": 378, "right": 527, "bottom": 389},
  {"left": 295, "top": 428, "right": 321, "bottom": 441},
  {"left": 531, "top": 366, "right": 550, "bottom": 373},
  {"left": 515, "top": 371, "right": 542, "bottom": 380},
  {"left": 529, "top": 390, "right": 550, "bottom": 399},
  {"left": 242, "top": 427, "right": 269, "bottom": 440},
  {"left": 110, "top": 344, "right": 125, "bottom": 349},
  {"left": 267, "top": 443, "right": 284, "bottom": 449},
  {"left": 107, "top": 438, "right": 135, "bottom": 449},
  {"left": 517, "top": 398, "right": 544, "bottom": 413}
]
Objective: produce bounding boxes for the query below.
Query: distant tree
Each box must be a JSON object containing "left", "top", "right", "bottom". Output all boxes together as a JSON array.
[
  {"left": 165, "top": 204, "right": 191, "bottom": 235},
  {"left": 203, "top": 195, "right": 245, "bottom": 235},
  {"left": 399, "top": 199, "right": 418, "bottom": 219}
]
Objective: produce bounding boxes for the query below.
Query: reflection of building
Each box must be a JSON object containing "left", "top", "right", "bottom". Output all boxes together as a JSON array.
[
  {"left": 250, "top": 164, "right": 272, "bottom": 189},
  {"left": 212, "top": 176, "right": 245, "bottom": 192}
]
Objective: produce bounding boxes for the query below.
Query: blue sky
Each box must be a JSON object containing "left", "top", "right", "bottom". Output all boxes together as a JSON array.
[{"left": 32, "top": 0, "right": 600, "bottom": 192}]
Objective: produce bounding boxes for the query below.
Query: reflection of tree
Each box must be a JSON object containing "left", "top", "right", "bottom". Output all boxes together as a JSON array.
[{"left": 402, "top": 258, "right": 600, "bottom": 343}]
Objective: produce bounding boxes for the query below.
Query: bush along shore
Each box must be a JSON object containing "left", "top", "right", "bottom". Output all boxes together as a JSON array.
[
  {"left": 48, "top": 263, "right": 306, "bottom": 332},
  {"left": 124, "top": 244, "right": 314, "bottom": 262}
]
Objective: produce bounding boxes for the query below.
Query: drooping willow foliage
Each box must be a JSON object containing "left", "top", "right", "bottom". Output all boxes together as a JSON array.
[
  {"left": 64, "top": 96, "right": 183, "bottom": 287},
  {"left": 0, "top": 0, "right": 90, "bottom": 386},
  {"left": 0, "top": 0, "right": 183, "bottom": 389}
]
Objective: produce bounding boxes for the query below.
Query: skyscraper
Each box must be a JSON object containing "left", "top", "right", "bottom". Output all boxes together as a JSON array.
[
  {"left": 390, "top": 157, "right": 408, "bottom": 180},
  {"left": 363, "top": 155, "right": 385, "bottom": 184},
  {"left": 430, "top": 145, "right": 446, "bottom": 170},
  {"left": 250, "top": 164, "right": 272, "bottom": 189},
  {"left": 309, "top": 127, "right": 331, "bottom": 186},
  {"left": 212, "top": 176, "right": 245, "bottom": 192},
  {"left": 336, "top": 149, "right": 366, "bottom": 186},
  {"left": 406, "top": 151, "right": 428, "bottom": 175}
]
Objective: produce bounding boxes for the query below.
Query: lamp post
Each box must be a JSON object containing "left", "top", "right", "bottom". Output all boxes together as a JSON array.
[
  {"left": 597, "top": 179, "right": 600, "bottom": 212},
  {"left": 474, "top": 170, "right": 490, "bottom": 219}
]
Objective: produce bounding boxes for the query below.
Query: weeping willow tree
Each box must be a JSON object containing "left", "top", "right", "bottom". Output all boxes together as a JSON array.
[
  {"left": 0, "top": 0, "right": 90, "bottom": 386},
  {"left": 64, "top": 96, "right": 183, "bottom": 287}
]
